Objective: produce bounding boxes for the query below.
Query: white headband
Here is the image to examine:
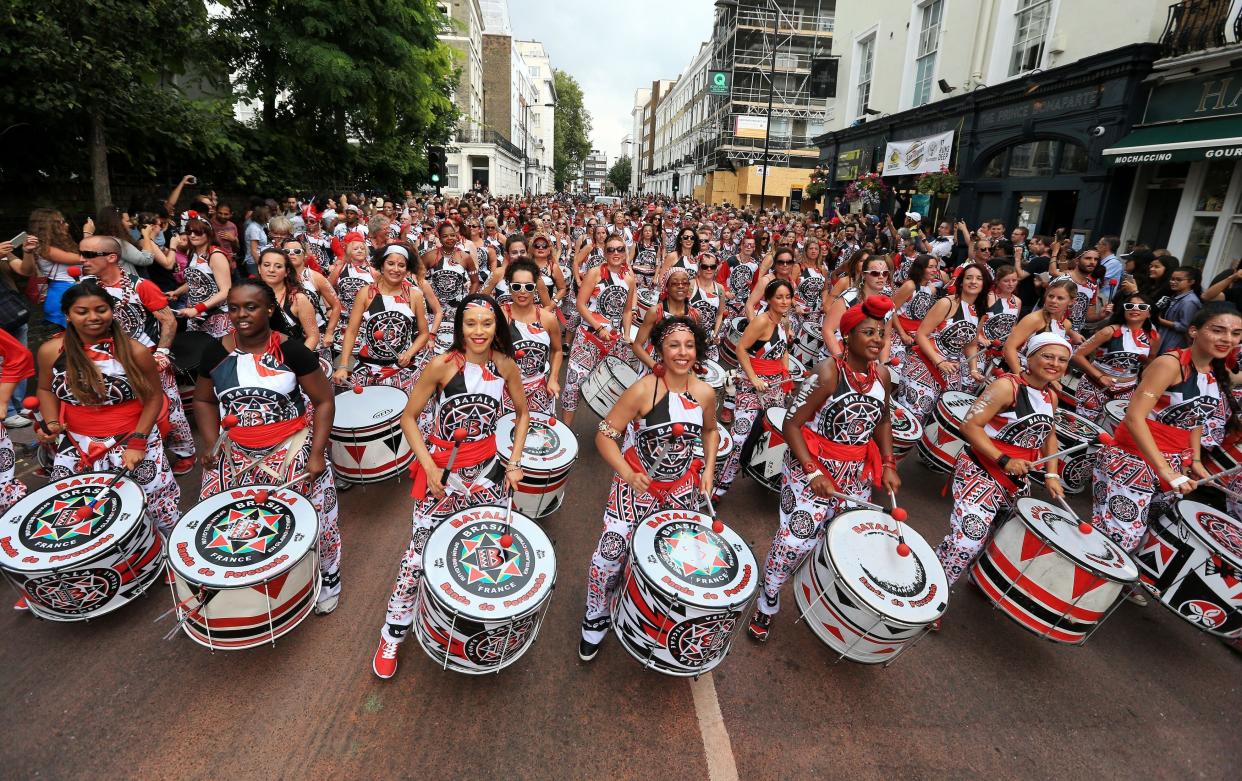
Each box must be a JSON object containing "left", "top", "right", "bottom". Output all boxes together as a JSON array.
[
  {"left": 384, "top": 245, "right": 410, "bottom": 261},
  {"left": 1024, "top": 332, "right": 1072, "bottom": 358}
]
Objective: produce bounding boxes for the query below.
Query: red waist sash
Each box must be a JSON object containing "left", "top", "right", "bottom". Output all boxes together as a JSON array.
[
  {"left": 896, "top": 315, "right": 921, "bottom": 334},
  {"left": 749, "top": 356, "right": 792, "bottom": 392},
  {"left": 623, "top": 447, "right": 703, "bottom": 499},
  {"left": 802, "top": 426, "right": 882, "bottom": 487},
  {"left": 408, "top": 434, "right": 497, "bottom": 500},
  {"left": 63, "top": 396, "right": 170, "bottom": 438},
  {"left": 1112, "top": 418, "right": 1193, "bottom": 490},
  {"left": 975, "top": 439, "right": 1042, "bottom": 494},
  {"left": 229, "top": 414, "right": 308, "bottom": 450}
]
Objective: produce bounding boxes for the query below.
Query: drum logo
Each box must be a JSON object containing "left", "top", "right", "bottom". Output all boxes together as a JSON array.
[
  {"left": 522, "top": 419, "right": 562, "bottom": 459},
  {"left": 196, "top": 500, "right": 294, "bottom": 567},
  {"left": 655, "top": 522, "right": 738, "bottom": 588},
  {"left": 449, "top": 521, "right": 534, "bottom": 597},
  {"left": 464, "top": 615, "right": 537, "bottom": 665},
  {"left": 666, "top": 613, "right": 735, "bottom": 667},
  {"left": 27, "top": 568, "right": 120, "bottom": 614},
  {"left": 1200, "top": 512, "right": 1242, "bottom": 559},
  {"left": 20, "top": 488, "right": 121, "bottom": 553},
  {"left": 1179, "top": 598, "right": 1227, "bottom": 629}
]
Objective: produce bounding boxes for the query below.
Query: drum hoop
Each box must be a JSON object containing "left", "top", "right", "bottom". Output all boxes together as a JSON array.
[
  {"left": 822, "top": 510, "right": 946, "bottom": 623},
  {"left": 1173, "top": 501, "right": 1242, "bottom": 570}
]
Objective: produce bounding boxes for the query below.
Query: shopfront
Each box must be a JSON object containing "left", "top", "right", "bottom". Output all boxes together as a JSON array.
[
  {"left": 815, "top": 44, "right": 1161, "bottom": 242},
  {"left": 1108, "top": 62, "right": 1242, "bottom": 279}
]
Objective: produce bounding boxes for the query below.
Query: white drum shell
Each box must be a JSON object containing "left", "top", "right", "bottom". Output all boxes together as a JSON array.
[
  {"left": 582, "top": 355, "right": 640, "bottom": 420},
  {"left": 330, "top": 386, "right": 413, "bottom": 483},
  {"left": 744, "top": 408, "right": 787, "bottom": 494}
]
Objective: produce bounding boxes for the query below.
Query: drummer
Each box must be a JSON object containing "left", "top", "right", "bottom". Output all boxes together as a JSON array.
[
  {"left": 934, "top": 333, "right": 1068, "bottom": 594},
  {"left": 689, "top": 251, "right": 728, "bottom": 359},
  {"left": 748, "top": 295, "right": 900, "bottom": 642},
  {"left": 561, "top": 234, "right": 636, "bottom": 426},
  {"left": 971, "top": 265, "right": 1022, "bottom": 389},
  {"left": 333, "top": 245, "right": 431, "bottom": 393},
  {"left": 823, "top": 254, "right": 894, "bottom": 362},
  {"left": 579, "top": 315, "right": 719, "bottom": 661},
  {"left": 889, "top": 254, "right": 943, "bottom": 373},
  {"left": 501, "top": 259, "right": 562, "bottom": 414},
  {"left": 1, "top": 328, "right": 34, "bottom": 610},
  {"left": 1092, "top": 306, "right": 1241, "bottom": 574},
  {"left": 630, "top": 267, "right": 699, "bottom": 373},
  {"left": 1070, "top": 293, "right": 1159, "bottom": 425},
  {"left": 193, "top": 279, "right": 341, "bottom": 615},
  {"left": 34, "top": 281, "right": 181, "bottom": 531},
  {"left": 373, "top": 293, "right": 528, "bottom": 679},
  {"left": 714, "top": 278, "right": 794, "bottom": 501},
  {"left": 1004, "top": 277, "right": 1080, "bottom": 374},
  {"left": 79, "top": 235, "right": 196, "bottom": 475},
  {"left": 329, "top": 232, "right": 375, "bottom": 349}
]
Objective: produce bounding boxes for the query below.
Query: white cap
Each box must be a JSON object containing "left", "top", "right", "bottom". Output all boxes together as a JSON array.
[
  {"left": 1023, "top": 332, "right": 1072, "bottom": 358},
  {"left": 905, "top": 211, "right": 922, "bottom": 222}
]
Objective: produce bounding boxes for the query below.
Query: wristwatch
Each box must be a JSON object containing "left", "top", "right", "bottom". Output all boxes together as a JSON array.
[
  {"left": 804, "top": 468, "right": 824, "bottom": 482},
  {"left": 997, "top": 454, "right": 1011, "bottom": 469}
]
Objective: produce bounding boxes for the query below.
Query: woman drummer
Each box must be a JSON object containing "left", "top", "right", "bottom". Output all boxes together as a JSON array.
[
  {"left": 176, "top": 215, "right": 233, "bottom": 338},
  {"left": 257, "top": 247, "right": 320, "bottom": 353},
  {"left": 1004, "top": 277, "right": 1080, "bottom": 374},
  {"left": 1092, "top": 306, "right": 1241, "bottom": 561},
  {"left": 372, "top": 293, "right": 529, "bottom": 680},
  {"left": 969, "top": 265, "right": 1022, "bottom": 389},
  {"left": 889, "top": 254, "right": 943, "bottom": 372},
  {"left": 934, "top": 333, "right": 1069, "bottom": 595},
  {"left": 579, "top": 315, "right": 719, "bottom": 661},
  {"left": 689, "top": 251, "right": 728, "bottom": 358},
  {"left": 630, "top": 267, "right": 698, "bottom": 373},
  {"left": 281, "top": 236, "right": 342, "bottom": 369},
  {"left": 900, "top": 262, "right": 989, "bottom": 422},
  {"left": 193, "top": 279, "right": 341, "bottom": 614},
  {"left": 823, "top": 254, "right": 894, "bottom": 361},
  {"left": 333, "top": 244, "right": 430, "bottom": 394},
  {"left": 502, "top": 259, "right": 562, "bottom": 415},
  {"left": 713, "top": 278, "right": 794, "bottom": 501},
  {"left": 1071, "top": 292, "right": 1159, "bottom": 425},
  {"left": 562, "top": 233, "right": 636, "bottom": 426},
  {"left": 35, "top": 281, "right": 181, "bottom": 532},
  {"left": 329, "top": 232, "right": 375, "bottom": 349},
  {"left": 748, "top": 295, "right": 901, "bottom": 642},
  {"left": 631, "top": 223, "right": 662, "bottom": 289}
]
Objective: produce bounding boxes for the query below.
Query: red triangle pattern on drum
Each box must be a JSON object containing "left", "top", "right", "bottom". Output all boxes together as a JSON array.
[
  {"left": 937, "top": 428, "right": 956, "bottom": 446},
  {"left": 344, "top": 444, "right": 367, "bottom": 464},
  {"left": 820, "top": 621, "right": 843, "bottom": 642},
  {"left": 1070, "top": 568, "right": 1106, "bottom": 599},
  {"left": 254, "top": 571, "right": 290, "bottom": 597},
  {"left": 1140, "top": 535, "right": 1176, "bottom": 568},
  {"left": 1019, "top": 531, "right": 1052, "bottom": 562}
]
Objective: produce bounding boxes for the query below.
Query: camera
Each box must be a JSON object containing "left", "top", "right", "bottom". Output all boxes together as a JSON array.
[{"left": 1090, "top": 126, "right": 1106, "bottom": 137}]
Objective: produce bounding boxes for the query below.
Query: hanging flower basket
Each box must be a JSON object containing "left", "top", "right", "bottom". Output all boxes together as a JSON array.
[
  {"left": 915, "top": 166, "right": 960, "bottom": 195},
  {"left": 805, "top": 164, "right": 830, "bottom": 201},
  {"left": 843, "top": 172, "right": 890, "bottom": 210}
]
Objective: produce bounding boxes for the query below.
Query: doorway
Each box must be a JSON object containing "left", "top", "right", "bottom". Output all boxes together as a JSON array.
[
  {"left": 469, "top": 156, "right": 490, "bottom": 191},
  {"left": 1040, "top": 191, "right": 1078, "bottom": 236},
  {"left": 1136, "top": 187, "right": 1181, "bottom": 251}
]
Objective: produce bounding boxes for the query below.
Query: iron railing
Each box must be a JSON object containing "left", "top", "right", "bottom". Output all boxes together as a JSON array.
[
  {"left": 1160, "top": 0, "right": 1242, "bottom": 55},
  {"left": 455, "top": 128, "right": 525, "bottom": 160}
]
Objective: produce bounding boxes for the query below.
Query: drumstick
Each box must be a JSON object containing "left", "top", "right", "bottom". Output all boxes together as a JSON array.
[
  {"left": 888, "top": 490, "right": 911, "bottom": 558},
  {"left": 20, "top": 396, "right": 53, "bottom": 435},
  {"left": 1029, "top": 431, "right": 1112, "bottom": 467},
  {"left": 498, "top": 493, "right": 516, "bottom": 549},
  {"left": 1048, "top": 494, "right": 1095, "bottom": 535},
  {"left": 648, "top": 422, "right": 686, "bottom": 473},
  {"left": 73, "top": 469, "right": 131, "bottom": 519},
  {"left": 437, "top": 428, "right": 470, "bottom": 493},
  {"left": 207, "top": 414, "right": 240, "bottom": 461},
  {"left": 1193, "top": 462, "right": 1242, "bottom": 486},
  {"left": 254, "top": 472, "right": 310, "bottom": 504}
]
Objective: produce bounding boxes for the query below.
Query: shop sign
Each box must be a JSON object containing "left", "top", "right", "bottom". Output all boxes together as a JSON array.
[
  {"left": 1145, "top": 68, "right": 1242, "bottom": 124},
  {"left": 881, "top": 130, "right": 954, "bottom": 177},
  {"left": 978, "top": 87, "right": 1102, "bottom": 130}
]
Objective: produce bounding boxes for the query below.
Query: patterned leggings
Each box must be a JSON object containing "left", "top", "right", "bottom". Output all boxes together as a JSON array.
[
  {"left": 1091, "top": 444, "right": 1183, "bottom": 552},
  {"left": 381, "top": 461, "right": 506, "bottom": 643},
  {"left": 201, "top": 430, "right": 341, "bottom": 602},
  {"left": 159, "top": 364, "right": 195, "bottom": 459},
  {"left": 1074, "top": 377, "right": 1135, "bottom": 426},
  {"left": 581, "top": 473, "right": 699, "bottom": 644},
  {"left": 50, "top": 430, "right": 181, "bottom": 534},
  {"left": 714, "top": 374, "right": 786, "bottom": 501},
  {"left": 561, "top": 325, "right": 606, "bottom": 413},
  {"left": 757, "top": 452, "right": 869, "bottom": 615},
  {"left": 0, "top": 424, "right": 27, "bottom": 515},
  {"left": 935, "top": 452, "right": 1028, "bottom": 585}
]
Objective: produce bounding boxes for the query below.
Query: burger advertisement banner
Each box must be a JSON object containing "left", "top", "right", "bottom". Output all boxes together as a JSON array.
[{"left": 881, "top": 130, "right": 954, "bottom": 177}]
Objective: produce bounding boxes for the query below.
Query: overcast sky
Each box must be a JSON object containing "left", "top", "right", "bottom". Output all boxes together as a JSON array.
[{"left": 508, "top": 0, "right": 716, "bottom": 166}]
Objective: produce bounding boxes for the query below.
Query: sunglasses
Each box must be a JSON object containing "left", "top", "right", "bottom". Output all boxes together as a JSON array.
[
  {"left": 532, "top": 242, "right": 549, "bottom": 249},
  {"left": 1123, "top": 302, "right": 1151, "bottom": 311},
  {"left": 605, "top": 246, "right": 626, "bottom": 254},
  {"left": 864, "top": 269, "right": 891, "bottom": 278},
  {"left": 775, "top": 259, "right": 796, "bottom": 265},
  {"left": 284, "top": 247, "right": 304, "bottom": 255},
  {"left": 187, "top": 228, "right": 208, "bottom": 237},
  {"left": 79, "top": 249, "right": 115, "bottom": 259},
  {"left": 681, "top": 235, "right": 695, "bottom": 241},
  {"left": 699, "top": 263, "right": 718, "bottom": 270},
  {"left": 510, "top": 281, "right": 538, "bottom": 292}
]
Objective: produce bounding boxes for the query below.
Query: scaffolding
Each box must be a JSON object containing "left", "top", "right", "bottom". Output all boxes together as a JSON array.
[{"left": 702, "top": 0, "right": 834, "bottom": 172}]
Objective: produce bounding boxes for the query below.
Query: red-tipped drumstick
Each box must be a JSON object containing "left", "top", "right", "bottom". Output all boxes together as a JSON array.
[
  {"left": 441, "top": 427, "right": 469, "bottom": 477},
  {"left": 254, "top": 472, "right": 310, "bottom": 504},
  {"left": 208, "top": 414, "right": 239, "bottom": 460},
  {"left": 352, "top": 384, "right": 364, "bottom": 394},
  {"left": 67, "top": 265, "right": 82, "bottom": 278},
  {"left": 21, "top": 396, "right": 53, "bottom": 435},
  {"left": 74, "top": 469, "right": 131, "bottom": 519},
  {"left": 498, "top": 494, "right": 516, "bottom": 549}
]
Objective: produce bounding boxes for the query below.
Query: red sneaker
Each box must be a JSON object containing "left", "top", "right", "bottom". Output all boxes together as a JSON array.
[
  {"left": 373, "top": 639, "right": 400, "bottom": 679},
  {"left": 13, "top": 596, "right": 28, "bottom": 611},
  {"left": 171, "top": 456, "right": 196, "bottom": 476}
]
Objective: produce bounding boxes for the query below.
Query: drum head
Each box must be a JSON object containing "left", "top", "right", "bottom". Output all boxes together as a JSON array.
[
  {"left": 1055, "top": 409, "right": 1105, "bottom": 446},
  {"left": 1173, "top": 500, "right": 1242, "bottom": 570},
  {"left": 168, "top": 487, "right": 319, "bottom": 588},
  {"left": 889, "top": 400, "right": 924, "bottom": 443},
  {"left": 726, "top": 318, "right": 747, "bottom": 338},
  {"left": 937, "top": 391, "right": 975, "bottom": 426},
  {"left": 1104, "top": 399, "right": 1127, "bottom": 422},
  {"left": 637, "top": 289, "right": 657, "bottom": 307},
  {"left": 631, "top": 509, "right": 756, "bottom": 609},
  {"left": 693, "top": 428, "right": 735, "bottom": 461},
  {"left": 788, "top": 357, "right": 807, "bottom": 383},
  {"left": 700, "top": 360, "right": 727, "bottom": 389},
  {"left": 764, "top": 407, "right": 786, "bottom": 433},
  {"left": 0, "top": 472, "right": 146, "bottom": 573},
  {"left": 825, "top": 509, "right": 948, "bottom": 624},
  {"left": 333, "top": 385, "right": 407, "bottom": 429},
  {"left": 496, "top": 412, "right": 578, "bottom": 472},
  {"left": 423, "top": 505, "right": 556, "bottom": 619},
  {"left": 1015, "top": 498, "right": 1138, "bottom": 582}
]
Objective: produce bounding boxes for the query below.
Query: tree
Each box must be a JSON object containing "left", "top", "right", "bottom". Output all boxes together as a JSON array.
[
  {"left": 607, "top": 157, "right": 632, "bottom": 195},
  {"left": 217, "top": 0, "right": 460, "bottom": 193},
  {"left": 553, "top": 70, "right": 592, "bottom": 191},
  {"left": 0, "top": 0, "right": 237, "bottom": 211}
]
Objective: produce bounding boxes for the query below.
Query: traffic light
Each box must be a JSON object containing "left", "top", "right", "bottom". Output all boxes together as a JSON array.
[
  {"left": 672, "top": 172, "right": 680, "bottom": 193},
  {"left": 428, "top": 145, "right": 448, "bottom": 190}
]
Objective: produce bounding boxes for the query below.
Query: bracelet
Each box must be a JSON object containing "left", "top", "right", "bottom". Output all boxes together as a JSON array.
[
  {"left": 194, "top": 302, "right": 208, "bottom": 314},
  {"left": 1192, "top": 458, "right": 1202, "bottom": 463},
  {"left": 882, "top": 459, "right": 898, "bottom": 469},
  {"left": 597, "top": 420, "right": 623, "bottom": 440},
  {"left": 1169, "top": 475, "right": 1190, "bottom": 488},
  {"left": 997, "top": 454, "right": 1011, "bottom": 469},
  {"left": 125, "top": 437, "right": 148, "bottom": 452}
]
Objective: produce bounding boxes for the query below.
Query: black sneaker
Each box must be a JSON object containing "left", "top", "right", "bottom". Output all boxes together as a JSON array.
[
  {"left": 578, "top": 638, "right": 601, "bottom": 662},
  {"left": 748, "top": 610, "right": 771, "bottom": 642}
]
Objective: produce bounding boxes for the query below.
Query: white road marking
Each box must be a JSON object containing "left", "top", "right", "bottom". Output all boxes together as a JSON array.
[{"left": 689, "top": 673, "right": 739, "bottom": 781}]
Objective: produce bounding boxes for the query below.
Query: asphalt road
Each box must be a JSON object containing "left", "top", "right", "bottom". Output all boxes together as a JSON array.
[{"left": 1, "top": 406, "right": 1239, "bottom": 781}]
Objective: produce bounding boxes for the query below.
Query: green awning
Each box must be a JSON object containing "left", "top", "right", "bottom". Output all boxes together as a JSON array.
[{"left": 1104, "top": 117, "right": 1242, "bottom": 165}]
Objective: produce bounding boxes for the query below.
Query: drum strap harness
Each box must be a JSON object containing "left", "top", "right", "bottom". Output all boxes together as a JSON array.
[
  {"left": 409, "top": 434, "right": 497, "bottom": 500},
  {"left": 622, "top": 447, "right": 702, "bottom": 501},
  {"left": 801, "top": 426, "right": 882, "bottom": 487},
  {"left": 1111, "top": 418, "right": 1192, "bottom": 491}
]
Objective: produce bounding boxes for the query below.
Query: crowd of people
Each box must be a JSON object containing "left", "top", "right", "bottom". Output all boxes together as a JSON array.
[{"left": 2, "top": 181, "right": 1240, "bottom": 676}]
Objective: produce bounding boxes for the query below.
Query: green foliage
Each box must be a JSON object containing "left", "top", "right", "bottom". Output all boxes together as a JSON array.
[
  {"left": 553, "top": 70, "right": 592, "bottom": 191},
  {"left": 607, "top": 156, "right": 632, "bottom": 194}
]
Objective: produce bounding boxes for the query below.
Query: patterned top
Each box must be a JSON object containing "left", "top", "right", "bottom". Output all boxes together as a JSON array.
[
  {"left": 626, "top": 389, "right": 704, "bottom": 482},
  {"left": 431, "top": 358, "right": 505, "bottom": 444},
  {"left": 507, "top": 307, "right": 551, "bottom": 387},
  {"left": 185, "top": 250, "right": 226, "bottom": 317},
  {"left": 688, "top": 283, "right": 722, "bottom": 328},
  {"left": 933, "top": 299, "right": 981, "bottom": 360},
  {"left": 796, "top": 267, "right": 827, "bottom": 316},
  {"left": 587, "top": 266, "right": 632, "bottom": 330},
  {"left": 808, "top": 359, "right": 885, "bottom": 445},
  {"left": 357, "top": 285, "right": 418, "bottom": 366},
  {"left": 983, "top": 295, "right": 1021, "bottom": 344},
  {"left": 94, "top": 273, "right": 166, "bottom": 349},
  {"left": 982, "top": 377, "right": 1056, "bottom": 450},
  {"left": 427, "top": 254, "right": 471, "bottom": 312},
  {"left": 200, "top": 338, "right": 320, "bottom": 426},
  {"left": 52, "top": 339, "right": 138, "bottom": 405},
  {"left": 1150, "top": 350, "right": 1221, "bottom": 431}
]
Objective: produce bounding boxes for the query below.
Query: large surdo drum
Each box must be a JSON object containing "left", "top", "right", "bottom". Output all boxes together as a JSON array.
[
  {"left": 330, "top": 385, "right": 413, "bottom": 483},
  {"left": 744, "top": 408, "right": 787, "bottom": 494},
  {"left": 582, "top": 355, "right": 641, "bottom": 420},
  {"left": 916, "top": 391, "right": 974, "bottom": 473},
  {"left": 496, "top": 412, "right": 578, "bottom": 519}
]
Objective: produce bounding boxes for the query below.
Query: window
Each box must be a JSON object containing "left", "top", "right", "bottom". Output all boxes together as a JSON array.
[
  {"left": 856, "top": 34, "right": 876, "bottom": 117},
  {"left": 448, "top": 163, "right": 460, "bottom": 190},
  {"left": 979, "top": 139, "right": 1088, "bottom": 178},
  {"left": 1009, "top": 0, "right": 1052, "bottom": 76},
  {"left": 912, "top": 0, "right": 944, "bottom": 107}
]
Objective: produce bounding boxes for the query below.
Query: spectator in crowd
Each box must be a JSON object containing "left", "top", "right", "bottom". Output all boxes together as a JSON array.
[
  {"left": 1156, "top": 265, "right": 1202, "bottom": 353},
  {"left": 244, "top": 204, "right": 269, "bottom": 278}
]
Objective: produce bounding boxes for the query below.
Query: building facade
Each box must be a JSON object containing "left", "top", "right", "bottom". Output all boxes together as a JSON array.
[
  {"left": 515, "top": 39, "right": 557, "bottom": 194},
  {"left": 630, "top": 88, "right": 651, "bottom": 192},
  {"left": 815, "top": 0, "right": 1172, "bottom": 244},
  {"left": 582, "top": 150, "right": 608, "bottom": 194}
]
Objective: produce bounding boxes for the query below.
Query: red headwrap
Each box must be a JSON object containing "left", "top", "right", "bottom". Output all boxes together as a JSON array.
[
  {"left": 342, "top": 231, "right": 366, "bottom": 245},
  {"left": 840, "top": 295, "right": 895, "bottom": 336}
]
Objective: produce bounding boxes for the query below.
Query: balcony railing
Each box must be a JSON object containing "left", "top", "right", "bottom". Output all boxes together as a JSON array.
[
  {"left": 455, "top": 128, "right": 525, "bottom": 160},
  {"left": 1160, "top": 0, "right": 1242, "bottom": 55}
]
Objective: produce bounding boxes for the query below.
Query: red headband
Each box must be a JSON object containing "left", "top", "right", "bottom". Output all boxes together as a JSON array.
[{"left": 840, "top": 295, "right": 895, "bottom": 336}]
